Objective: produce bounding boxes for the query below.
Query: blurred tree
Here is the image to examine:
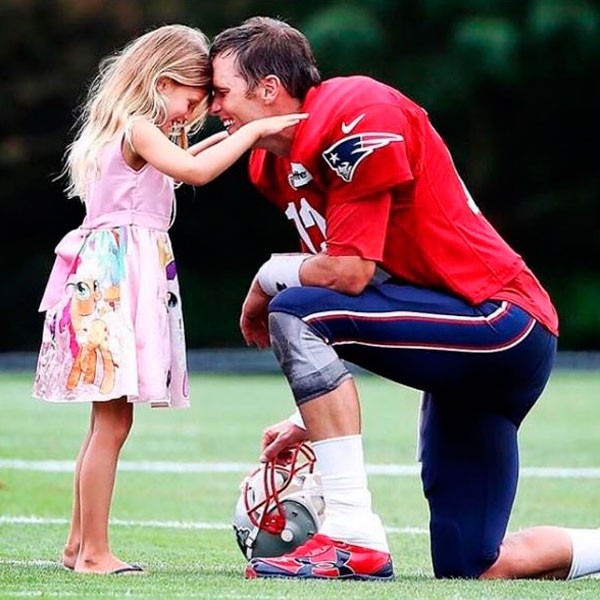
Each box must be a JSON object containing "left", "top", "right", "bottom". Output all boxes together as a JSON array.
[
  {"left": 1, "top": 0, "right": 598, "bottom": 350},
  {"left": 0, "top": 0, "right": 188, "bottom": 349}
]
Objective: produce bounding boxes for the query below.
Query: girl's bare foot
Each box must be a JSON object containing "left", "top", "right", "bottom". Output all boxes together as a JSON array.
[
  {"left": 61, "top": 544, "right": 79, "bottom": 570},
  {"left": 74, "top": 553, "right": 144, "bottom": 574}
]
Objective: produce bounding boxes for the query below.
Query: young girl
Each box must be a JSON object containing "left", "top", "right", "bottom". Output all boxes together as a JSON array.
[{"left": 32, "top": 24, "right": 306, "bottom": 575}]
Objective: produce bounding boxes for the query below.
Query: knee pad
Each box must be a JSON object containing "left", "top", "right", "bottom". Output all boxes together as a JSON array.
[{"left": 269, "top": 311, "right": 351, "bottom": 405}]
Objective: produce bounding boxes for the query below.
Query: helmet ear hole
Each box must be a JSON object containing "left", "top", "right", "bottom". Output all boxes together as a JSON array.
[{"left": 232, "top": 442, "right": 324, "bottom": 560}]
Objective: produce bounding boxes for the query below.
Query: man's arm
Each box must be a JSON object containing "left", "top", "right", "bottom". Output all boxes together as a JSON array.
[
  {"left": 255, "top": 252, "right": 377, "bottom": 299},
  {"left": 241, "top": 252, "right": 376, "bottom": 348},
  {"left": 300, "top": 254, "right": 376, "bottom": 295}
]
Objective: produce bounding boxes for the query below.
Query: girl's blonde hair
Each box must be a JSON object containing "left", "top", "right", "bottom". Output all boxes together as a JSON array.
[{"left": 64, "top": 24, "right": 211, "bottom": 200}]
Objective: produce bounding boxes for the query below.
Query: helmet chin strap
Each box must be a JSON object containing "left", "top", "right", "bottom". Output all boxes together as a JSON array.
[{"left": 245, "top": 524, "right": 260, "bottom": 560}]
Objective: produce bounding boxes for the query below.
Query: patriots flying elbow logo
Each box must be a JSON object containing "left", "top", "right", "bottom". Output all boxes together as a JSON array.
[{"left": 322, "top": 132, "right": 405, "bottom": 182}]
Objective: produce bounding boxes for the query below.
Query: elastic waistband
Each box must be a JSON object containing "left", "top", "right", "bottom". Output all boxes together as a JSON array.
[{"left": 82, "top": 210, "right": 170, "bottom": 231}]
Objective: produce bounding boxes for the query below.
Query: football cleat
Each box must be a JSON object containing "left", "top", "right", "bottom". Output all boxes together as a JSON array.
[{"left": 245, "top": 533, "right": 394, "bottom": 581}]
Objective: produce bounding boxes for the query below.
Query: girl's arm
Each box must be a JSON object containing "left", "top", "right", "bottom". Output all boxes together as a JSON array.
[
  {"left": 187, "top": 131, "right": 229, "bottom": 156},
  {"left": 130, "top": 114, "right": 306, "bottom": 186}
]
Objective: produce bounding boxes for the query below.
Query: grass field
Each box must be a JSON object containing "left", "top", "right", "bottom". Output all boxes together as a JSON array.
[{"left": 1, "top": 369, "right": 600, "bottom": 599}]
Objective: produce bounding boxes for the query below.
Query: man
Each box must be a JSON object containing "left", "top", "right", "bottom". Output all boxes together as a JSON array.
[{"left": 210, "top": 17, "right": 600, "bottom": 581}]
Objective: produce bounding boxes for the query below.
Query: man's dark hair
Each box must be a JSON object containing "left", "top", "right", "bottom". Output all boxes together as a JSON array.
[{"left": 210, "top": 16, "right": 321, "bottom": 100}]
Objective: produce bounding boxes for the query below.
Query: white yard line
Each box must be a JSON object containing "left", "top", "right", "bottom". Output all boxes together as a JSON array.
[
  {"left": 0, "top": 515, "right": 426, "bottom": 535},
  {"left": 2, "top": 458, "right": 600, "bottom": 478},
  {"left": 0, "top": 590, "right": 275, "bottom": 599}
]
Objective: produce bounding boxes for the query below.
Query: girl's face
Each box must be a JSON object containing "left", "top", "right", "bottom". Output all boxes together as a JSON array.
[{"left": 157, "top": 78, "right": 207, "bottom": 135}]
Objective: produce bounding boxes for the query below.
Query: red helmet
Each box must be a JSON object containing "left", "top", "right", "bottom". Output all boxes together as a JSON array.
[{"left": 233, "top": 443, "right": 325, "bottom": 560}]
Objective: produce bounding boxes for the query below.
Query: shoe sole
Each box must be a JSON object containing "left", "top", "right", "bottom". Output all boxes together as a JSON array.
[{"left": 245, "top": 566, "right": 395, "bottom": 581}]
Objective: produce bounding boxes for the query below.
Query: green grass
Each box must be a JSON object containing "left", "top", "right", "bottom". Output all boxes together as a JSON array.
[{"left": 1, "top": 370, "right": 600, "bottom": 599}]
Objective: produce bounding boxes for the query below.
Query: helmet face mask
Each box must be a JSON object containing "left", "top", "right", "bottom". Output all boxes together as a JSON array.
[{"left": 233, "top": 443, "right": 325, "bottom": 560}]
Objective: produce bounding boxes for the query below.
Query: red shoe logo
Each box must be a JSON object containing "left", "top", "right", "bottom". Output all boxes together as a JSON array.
[{"left": 295, "top": 548, "right": 355, "bottom": 578}]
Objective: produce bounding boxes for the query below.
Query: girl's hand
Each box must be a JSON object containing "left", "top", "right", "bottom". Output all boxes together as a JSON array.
[{"left": 251, "top": 113, "right": 308, "bottom": 138}]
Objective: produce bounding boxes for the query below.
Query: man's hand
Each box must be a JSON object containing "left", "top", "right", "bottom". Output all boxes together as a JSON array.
[
  {"left": 260, "top": 419, "right": 309, "bottom": 463},
  {"left": 240, "top": 278, "right": 271, "bottom": 349}
]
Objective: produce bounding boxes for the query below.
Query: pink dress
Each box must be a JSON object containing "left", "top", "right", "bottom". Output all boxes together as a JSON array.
[{"left": 33, "top": 134, "right": 189, "bottom": 408}]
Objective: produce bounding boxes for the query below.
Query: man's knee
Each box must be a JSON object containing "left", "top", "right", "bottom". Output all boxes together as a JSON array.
[
  {"left": 268, "top": 285, "right": 326, "bottom": 316},
  {"left": 430, "top": 517, "right": 498, "bottom": 579},
  {"left": 268, "top": 311, "right": 351, "bottom": 405}
]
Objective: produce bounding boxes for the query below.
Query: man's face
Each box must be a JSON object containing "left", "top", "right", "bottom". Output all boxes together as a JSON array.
[{"left": 210, "top": 53, "right": 269, "bottom": 135}]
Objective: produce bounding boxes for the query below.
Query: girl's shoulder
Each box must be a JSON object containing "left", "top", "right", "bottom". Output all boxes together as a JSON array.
[
  {"left": 100, "top": 130, "right": 146, "bottom": 174},
  {"left": 98, "top": 132, "right": 126, "bottom": 164}
]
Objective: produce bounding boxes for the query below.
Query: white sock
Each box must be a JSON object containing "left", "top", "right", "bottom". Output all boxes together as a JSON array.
[
  {"left": 312, "top": 435, "right": 389, "bottom": 553},
  {"left": 567, "top": 528, "right": 600, "bottom": 579}
]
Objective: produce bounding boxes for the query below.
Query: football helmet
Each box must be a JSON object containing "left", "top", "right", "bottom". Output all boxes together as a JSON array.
[{"left": 233, "top": 442, "right": 325, "bottom": 560}]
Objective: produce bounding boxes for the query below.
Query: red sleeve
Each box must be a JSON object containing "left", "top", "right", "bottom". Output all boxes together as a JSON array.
[{"left": 325, "top": 189, "right": 392, "bottom": 260}]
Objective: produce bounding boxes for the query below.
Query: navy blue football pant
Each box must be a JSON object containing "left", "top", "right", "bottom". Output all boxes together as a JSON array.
[{"left": 268, "top": 283, "right": 557, "bottom": 578}]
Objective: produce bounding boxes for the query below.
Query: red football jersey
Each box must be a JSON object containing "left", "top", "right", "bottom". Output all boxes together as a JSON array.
[{"left": 249, "top": 76, "right": 558, "bottom": 335}]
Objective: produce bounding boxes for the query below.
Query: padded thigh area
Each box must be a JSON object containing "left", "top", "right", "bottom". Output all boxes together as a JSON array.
[{"left": 269, "top": 285, "right": 556, "bottom": 423}]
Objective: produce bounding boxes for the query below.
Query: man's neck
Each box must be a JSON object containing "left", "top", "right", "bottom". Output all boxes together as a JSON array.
[
  {"left": 256, "top": 133, "right": 294, "bottom": 157},
  {"left": 259, "top": 97, "right": 304, "bottom": 157}
]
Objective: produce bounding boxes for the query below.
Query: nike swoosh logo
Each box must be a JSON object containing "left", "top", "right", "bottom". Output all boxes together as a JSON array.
[{"left": 341, "top": 113, "right": 366, "bottom": 134}]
